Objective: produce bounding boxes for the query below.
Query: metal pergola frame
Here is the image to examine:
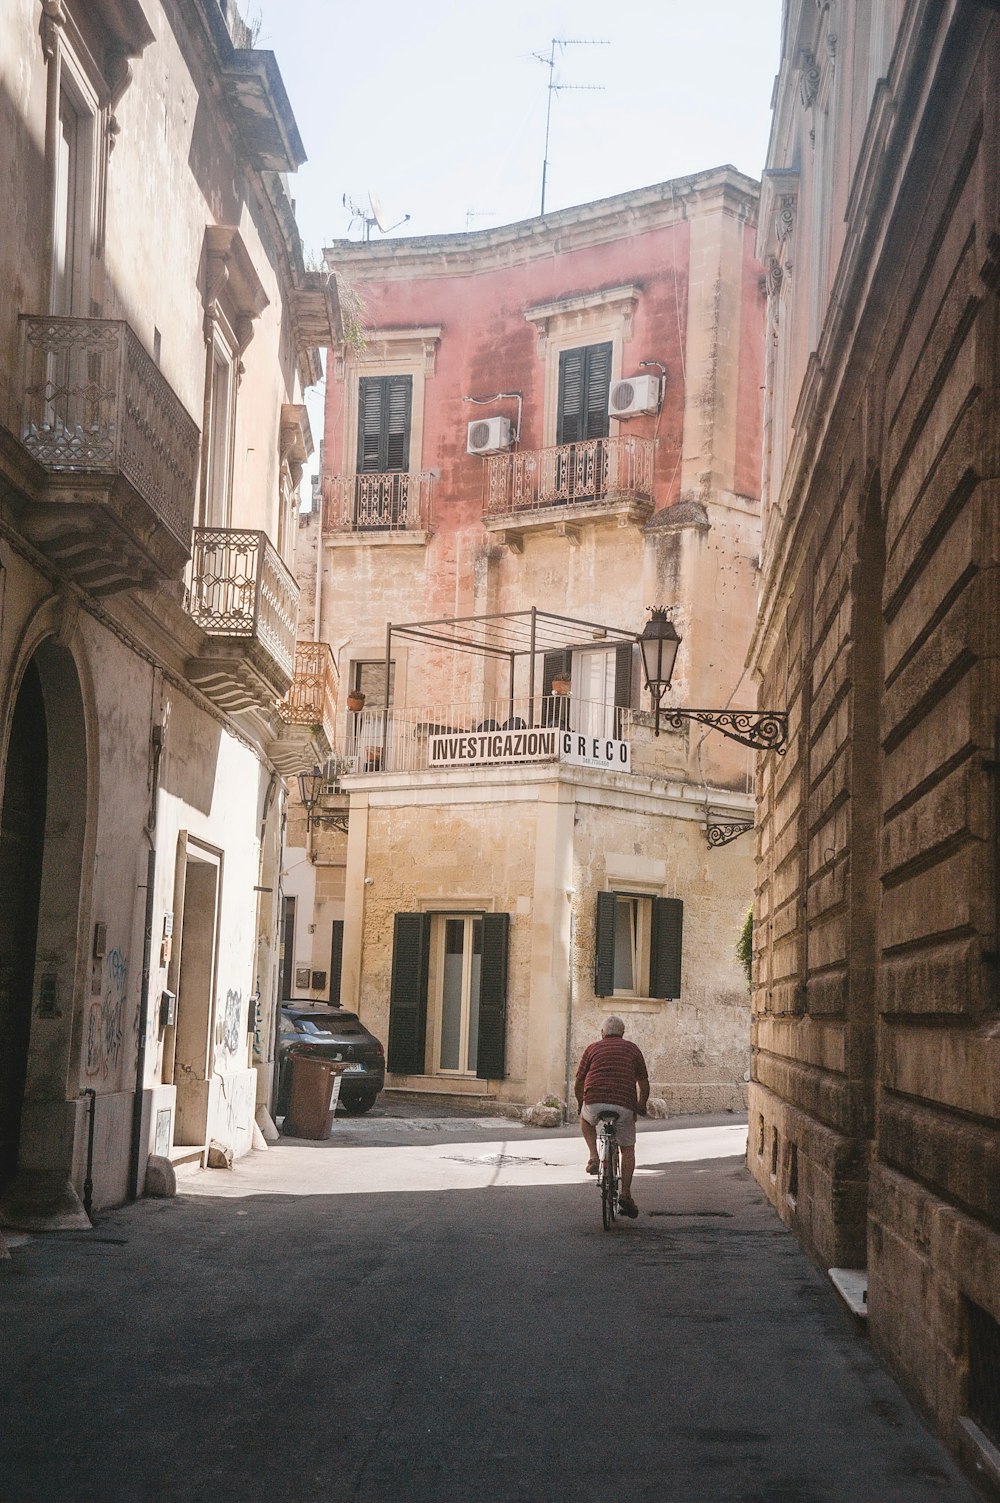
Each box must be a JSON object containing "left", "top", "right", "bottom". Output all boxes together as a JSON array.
[{"left": 379, "top": 606, "right": 638, "bottom": 747}]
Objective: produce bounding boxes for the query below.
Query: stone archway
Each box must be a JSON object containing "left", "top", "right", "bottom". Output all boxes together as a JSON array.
[
  {"left": 0, "top": 637, "right": 90, "bottom": 1229},
  {"left": 0, "top": 659, "right": 48, "bottom": 1185}
]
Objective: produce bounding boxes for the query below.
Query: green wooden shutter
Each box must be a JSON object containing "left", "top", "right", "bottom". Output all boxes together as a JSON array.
[
  {"left": 558, "top": 343, "right": 612, "bottom": 444},
  {"left": 584, "top": 343, "right": 612, "bottom": 440},
  {"left": 476, "top": 912, "right": 509, "bottom": 1079},
  {"left": 328, "top": 920, "right": 344, "bottom": 1007},
  {"left": 613, "top": 643, "right": 634, "bottom": 736},
  {"left": 387, "top": 912, "right": 430, "bottom": 1072},
  {"left": 357, "top": 376, "right": 412, "bottom": 473},
  {"left": 650, "top": 897, "right": 683, "bottom": 999},
  {"left": 557, "top": 348, "right": 585, "bottom": 444},
  {"left": 594, "top": 891, "right": 616, "bottom": 997}
]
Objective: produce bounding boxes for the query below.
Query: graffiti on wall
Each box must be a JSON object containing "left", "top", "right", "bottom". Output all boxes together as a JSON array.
[
  {"left": 85, "top": 947, "right": 128, "bottom": 1078},
  {"left": 220, "top": 987, "right": 242, "bottom": 1057}
]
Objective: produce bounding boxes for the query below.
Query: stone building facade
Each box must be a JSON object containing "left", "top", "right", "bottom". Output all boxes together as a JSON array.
[
  {"left": 749, "top": 0, "right": 1000, "bottom": 1477},
  {"left": 0, "top": 0, "right": 337, "bottom": 1223},
  {"left": 286, "top": 169, "right": 766, "bottom": 1113}
]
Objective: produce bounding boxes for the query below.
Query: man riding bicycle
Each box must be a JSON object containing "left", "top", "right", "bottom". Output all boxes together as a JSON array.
[{"left": 574, "top": 1016, "right": 650, "bottom": 1219}]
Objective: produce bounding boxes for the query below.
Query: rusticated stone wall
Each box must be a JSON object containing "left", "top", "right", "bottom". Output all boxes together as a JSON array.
[{"left": 749, "top": 1, "right": 1000, "bottom": 1466}]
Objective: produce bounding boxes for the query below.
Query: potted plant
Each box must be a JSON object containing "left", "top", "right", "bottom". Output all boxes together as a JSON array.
[
  {"left": 346, "top": 689, "right": 366, "bottom": 713},
  {"left": 551, "top": 671, "right": 571, "bottom": 696}
]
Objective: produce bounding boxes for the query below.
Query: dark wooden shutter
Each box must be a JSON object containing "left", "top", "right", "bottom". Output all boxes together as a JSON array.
[
  {"left": 650, "top": 897, "right": 683, "bottom": 999},
  {"left": 328, "top": 920, "right": 344, "bottom": 1006},
  {"left": 387, "top": 912, "right": 430, "bottom": 1072},
  {"left": 613, "top": 643, "right": 634, "bottom": 736},
  {"left": 557, "top": 343, "right": 612, "bottom": 444},
  {"left": 357, "top": 375, "right": 412, "bottom": 473},
  {"left": 613, "top": 644, "right": 634, "bottom": 707},
  {"left": 476, "top": 912, "right": 509, "bottom": 1079},
  {"left": 594, "top": 891, "right": 616, "bottom": 997}
]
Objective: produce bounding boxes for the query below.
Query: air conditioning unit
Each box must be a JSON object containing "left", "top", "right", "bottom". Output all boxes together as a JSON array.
[
  {"left": 608, "top": 373, "right": 661, "bottom": 418},
  {"left": 467, "top": 416, "right": 513, "bottom": 455}
]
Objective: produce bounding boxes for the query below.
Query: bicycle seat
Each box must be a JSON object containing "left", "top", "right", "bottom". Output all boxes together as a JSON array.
[{"left": 596, "top": 1110, "right": 620, "bottom": 1123}]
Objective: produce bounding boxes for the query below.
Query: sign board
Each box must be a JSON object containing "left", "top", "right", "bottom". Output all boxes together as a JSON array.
[
  {"left": 427, "top": 725, "right": 630, "bottom": 772},
  {"left": 429, "top": 727, "right": 559, "bottom": 767},
  {"left": 560, "top": 731, "right": 631, "bottom": 772}
]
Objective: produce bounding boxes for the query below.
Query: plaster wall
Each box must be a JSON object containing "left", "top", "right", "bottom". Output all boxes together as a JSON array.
[{"left": 339, "top": 767, "right": 751, "bottom": 1110}]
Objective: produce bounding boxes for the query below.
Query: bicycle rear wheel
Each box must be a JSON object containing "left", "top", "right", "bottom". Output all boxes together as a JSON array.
[{"left": 600, "top": 1135, "right": 619, "bottom": 1230}]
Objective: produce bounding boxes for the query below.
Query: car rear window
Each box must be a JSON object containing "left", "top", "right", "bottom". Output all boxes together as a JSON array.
[{"left": 286, "top": 1012, "right": 365, "bottom": 1036}]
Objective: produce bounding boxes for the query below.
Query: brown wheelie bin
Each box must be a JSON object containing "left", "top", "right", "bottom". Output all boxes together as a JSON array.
[{"left": 282, "top": 1055, "right": 345, "bottom": 1139}]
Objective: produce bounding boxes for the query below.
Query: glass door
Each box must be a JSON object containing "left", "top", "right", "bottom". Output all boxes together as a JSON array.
[{"left": 436, "top": 916, "right": 483, "bottom": 1074}]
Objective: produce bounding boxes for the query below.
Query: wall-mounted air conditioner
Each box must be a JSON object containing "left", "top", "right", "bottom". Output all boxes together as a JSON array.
[
  {"left": 608, "top": 373, "right": 661, "bottom": 418},
  {"left": 467, "top": 416, "right": 513, "bottom": 455}
]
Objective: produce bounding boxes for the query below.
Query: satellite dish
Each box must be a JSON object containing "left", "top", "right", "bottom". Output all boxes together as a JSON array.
[
  {"left": 369, "top": 191, "right": 388, "bottom": 233},
  {"left": 367, "top": 189, "right": 411, "bottom": 237}
]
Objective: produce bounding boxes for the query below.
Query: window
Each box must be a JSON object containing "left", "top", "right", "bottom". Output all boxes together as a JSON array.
[
  {"left": 553, "top": 343, "right": 613, "bottom": 504},
  {"left": 354, "top": 375, "right": 412, "bottom": 529},
  {"left": 387, "top": 911, "right": 509, "bottom": 1080},
  {"left": 542, "top": 644, "right": 634, "bottom": 736},
  {"left": 594, "top": 890, "right": 683, "bottom": 999},
  {"left": 203, "top": 335, "right": 235, "bottom": 527},
  {"left": 351, "top": 659, "right": 394, "bottom": 709},
  {"left": 49, "top": 58, "right": 98, "bottom": 318},
  {"left": 557, "top": 343, "right": 612, "bottom": 445},
  {"left": 434, "top": 916, "right": 482, "bottom": 1074}
]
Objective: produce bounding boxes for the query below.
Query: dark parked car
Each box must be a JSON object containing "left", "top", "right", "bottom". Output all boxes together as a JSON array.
[{"left": 277, "top": 1004, "right": 386, "bottom": 1117}]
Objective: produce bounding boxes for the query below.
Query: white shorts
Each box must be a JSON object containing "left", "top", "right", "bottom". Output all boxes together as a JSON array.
[{"left": 582, "top": 1102, "right": 636, "bottom": 1147}]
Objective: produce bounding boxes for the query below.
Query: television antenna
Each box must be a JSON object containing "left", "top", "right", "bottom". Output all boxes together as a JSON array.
[
  {"left": 342, "top": 191, "right": 411, "bottom": 242},
  {"left": 532, "top": 37, "right": 609, "bottom": 216},
  {"left": 465, "top": 209, "right": 497, "bottom": 230}
]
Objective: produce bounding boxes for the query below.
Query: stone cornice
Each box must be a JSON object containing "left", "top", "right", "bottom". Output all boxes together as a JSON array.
[{"left": 323, "top": 167, "right": 759, "bottom": 283}]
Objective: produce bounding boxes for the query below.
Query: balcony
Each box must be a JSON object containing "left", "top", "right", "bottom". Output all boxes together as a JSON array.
[
  {"left": 482, "top": 436, "right": 654, "bottom": 546},
  {"left": 342, "top": 694, "right": 635, "bottom": 776},
  {"left": 267, "top": 640, "right": 339, "bottom": 774},
  {"left": 184, "top": 528, "right": 299, "bottom": 712},
  {"left": 322, "top": 471, "right": 430, "bottom": 542},
  {"left": 16, "top": 315, "right": 199, "bottom": 593}
]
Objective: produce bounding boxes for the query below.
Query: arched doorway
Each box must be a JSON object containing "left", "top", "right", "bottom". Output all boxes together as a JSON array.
[
  {"left": 0, "top": 661, "right": 48, "bottom": 1186},
  {"left": 0, "top": 638, "right": 89, "bottom": 1205}
]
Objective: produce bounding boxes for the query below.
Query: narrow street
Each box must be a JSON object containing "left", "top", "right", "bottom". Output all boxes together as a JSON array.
[{"left": 0, "top": 1108, "right": 981, "bottom": 1503}]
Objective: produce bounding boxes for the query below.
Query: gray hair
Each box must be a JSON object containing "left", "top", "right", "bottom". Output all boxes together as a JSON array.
[{"left": 602, "top": 1015, "right": 626, "bottom": 1037}]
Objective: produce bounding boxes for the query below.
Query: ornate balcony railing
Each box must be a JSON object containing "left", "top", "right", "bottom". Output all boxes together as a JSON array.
[
  {"left": 277, "top": 641, "right": 339, "bottom": 744},
  {"left": 185, "top": 529, "right": 298, "bottom": 706},
  {"left": 18, "top": 315, "right": 199, "bottom": 559},
  {"left": 483, "top": 435, "right": 654, "bottom": 518},
  {"left": 322, "top": 471, "right": 430, "bottom": 533}
]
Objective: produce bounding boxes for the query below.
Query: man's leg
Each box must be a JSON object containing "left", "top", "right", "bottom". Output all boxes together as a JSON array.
[
  {"left": 580, "top": 1113, "right": 598, "bottom": 1169},
  {"left": 620, "top": 1145, "right": 636, "bottom": 1201}
]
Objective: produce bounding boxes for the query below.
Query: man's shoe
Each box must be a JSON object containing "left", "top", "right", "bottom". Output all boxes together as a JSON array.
[
  {"left": 618, "top": 1196, "right": 639, "bottom": 1218},
  {"left": 585, "top": 1160, "right": 599, "bottom": 1175}
]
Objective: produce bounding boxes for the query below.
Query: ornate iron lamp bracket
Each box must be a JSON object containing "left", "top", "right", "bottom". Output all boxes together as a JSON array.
[
  {"left": 706, "top": 819, "right": 755, "bottom": 848},
  {"left": 663, "top": 708, "right": 789, "bottom": 754}
]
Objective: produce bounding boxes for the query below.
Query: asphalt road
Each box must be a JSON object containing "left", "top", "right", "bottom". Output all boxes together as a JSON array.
[{"left": 0, "top": 1108, "right": 984, "bottom": 1503}]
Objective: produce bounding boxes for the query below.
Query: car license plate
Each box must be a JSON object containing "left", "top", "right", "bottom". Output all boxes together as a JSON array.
[{"left": 342, "top": 1063, "right": 364, "bottom": 1073}]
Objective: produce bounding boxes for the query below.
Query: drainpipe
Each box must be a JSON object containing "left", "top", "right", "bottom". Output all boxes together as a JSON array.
[
  {"left": 563, "top": 890, "right": 576, "bottom": 1121},
  {"left": 128, "top": 722, "right": 162, "bottom": 1201}
]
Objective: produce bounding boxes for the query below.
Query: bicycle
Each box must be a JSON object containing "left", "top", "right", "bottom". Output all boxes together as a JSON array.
[{"left": 596, "top": 1110, "right": 621, "bottom": 1230}]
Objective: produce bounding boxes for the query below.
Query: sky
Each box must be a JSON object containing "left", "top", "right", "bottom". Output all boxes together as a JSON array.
[
  {"left": 248, "top": 0, "right": 784, "bottom": 485},
  {"left": 251, "top": 0, "right": 784, "bottom": 254}
]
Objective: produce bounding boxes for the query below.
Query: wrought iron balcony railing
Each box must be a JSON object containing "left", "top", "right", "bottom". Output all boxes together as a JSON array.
[
  {"left": 277, "top": 641, "right": 339, "bottom": 744},
  {"left": 17, "top": 315, "right": 199, "bottom": 588},
  {"left": 483, "top": 435, "right": 654, "bottom": 518},
  {"left": 322, "top": 471, "right": 430, "bottom": 534},
  {"left": 341, "top": 694, "right": 633, "bottom": 776},
  {"left": 185, "top": 528, "right": 299, "bottom": 709}
]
